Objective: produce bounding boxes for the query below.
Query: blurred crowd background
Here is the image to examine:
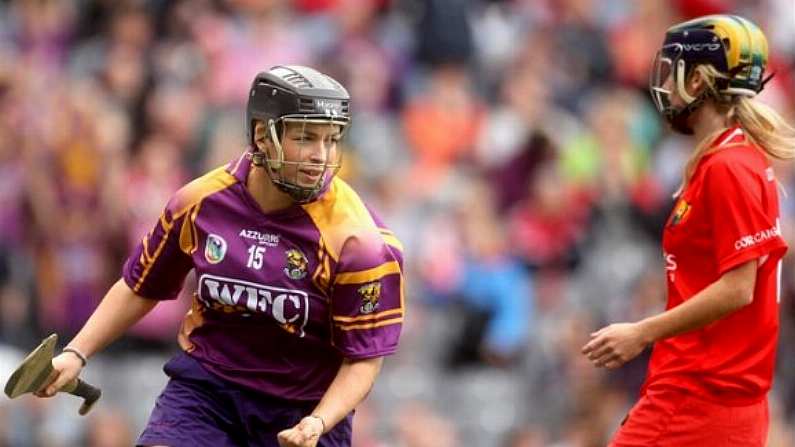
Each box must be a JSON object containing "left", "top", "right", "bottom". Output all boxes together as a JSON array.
[{"left": 0, "top": 0, "right": 794, "bottom": 446}]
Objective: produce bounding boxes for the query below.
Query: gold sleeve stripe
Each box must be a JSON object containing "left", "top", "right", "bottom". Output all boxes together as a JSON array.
[
  {"left": 323, "top": 253, "right": 331, "bottom": 285},
  {"left": 188, "top": 201, "right": 203, "bottom": 254},
  {"left": 138, "top": 213, "right": 164, "bottom": 267},
  {"left": 334, "top": 261, "right": 401, "bottom": 285},
  {"left": 399, "top": 263, "right": 405, "bottom": 312},
  {"left": 332, "top": 308, "right": 403, "bottom": 323},
  {"left": 381, "top": 233, "right": 404, "bottom": 252},
  {"left": 141, "top": 236, "right": 154, "bottom": 263},
  {"left": 179, "top": 204, "right": 197, "bottom": 254},
  {"left": 133, "top": 216, "right": 174, "bottom": 293},
  {"left": 177, "top": 200, "right": 204, "bottom": 255},
  {"left": 312, "top": 239, "right": 332, "bottom": 299},
  {"left": 335, "top": 317, "right": 403, "bottom": 331},
  {"left": 312, "top": 247, "right": 324, "bottom": 288}
]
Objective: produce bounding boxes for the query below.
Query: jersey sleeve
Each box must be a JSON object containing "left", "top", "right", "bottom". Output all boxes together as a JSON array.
[
  {"left": 329, "top": 230, "right": 404, "bottom": 359},
  {"left": 703, "top": 159, "right": 787, "bottom": 275},
  {"left": 122, "top": 197, "right": 196, "bottom": 300}
]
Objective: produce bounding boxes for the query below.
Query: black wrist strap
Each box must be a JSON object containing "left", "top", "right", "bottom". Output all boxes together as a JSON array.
[{"left": 63, "top": 347, "right": 87, "bottom": 366}]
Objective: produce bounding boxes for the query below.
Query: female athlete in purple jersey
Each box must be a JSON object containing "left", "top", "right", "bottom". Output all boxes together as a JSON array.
[{"left": 35, "top": 66, "right": 406, "bottom": 447}]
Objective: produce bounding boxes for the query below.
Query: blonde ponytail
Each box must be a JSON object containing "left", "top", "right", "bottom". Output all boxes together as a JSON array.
[
  {"left": 677, "top": 65, "right": 795, "bottom": 193},
  {"left": 729, "top": 96, "right": 795, "bottom": 160}
]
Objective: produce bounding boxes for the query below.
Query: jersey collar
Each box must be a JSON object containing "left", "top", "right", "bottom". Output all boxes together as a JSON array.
[{"left": 710, "top": 125, "right": 745, "bottom": 149}]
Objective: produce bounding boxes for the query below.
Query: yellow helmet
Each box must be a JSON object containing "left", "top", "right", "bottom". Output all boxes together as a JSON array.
[{"left": 650, "top": 15, "right": 771, "bottom": 133}]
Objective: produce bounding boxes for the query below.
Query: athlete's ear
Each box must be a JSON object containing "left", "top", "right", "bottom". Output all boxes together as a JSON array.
[
  {"left": 253, "top": 120, "right": 272, "bottom": 152},
  {"left": 687, "top": 68, "right": 707, "bottom": 97}
]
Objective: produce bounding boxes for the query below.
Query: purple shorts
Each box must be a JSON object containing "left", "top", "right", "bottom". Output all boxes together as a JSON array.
[{"left": 137, "top": 352, "right": 353, "bottom": 447}]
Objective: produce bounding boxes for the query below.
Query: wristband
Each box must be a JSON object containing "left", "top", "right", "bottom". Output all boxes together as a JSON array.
[{"left": 62, "top": 347, "right": 87, "bottom": 367}]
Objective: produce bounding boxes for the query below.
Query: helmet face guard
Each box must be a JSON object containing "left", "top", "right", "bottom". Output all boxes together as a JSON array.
[
  {"left": 649, "top": 43, "right": 703, "bottom": 134},
  {"left": 260, "top": 115, "right": 350, "bottom": 203},
  {"left": 650, "top": 43, "right": 681, "bottom": 118}
]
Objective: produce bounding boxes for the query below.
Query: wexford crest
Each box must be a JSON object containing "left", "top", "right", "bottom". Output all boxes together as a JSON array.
[
  {"left": 358, "top": 282, "right": 381, "bottom": 314},
  {"left": 284, "top": 249, "right": 308, "bottom": 280}
]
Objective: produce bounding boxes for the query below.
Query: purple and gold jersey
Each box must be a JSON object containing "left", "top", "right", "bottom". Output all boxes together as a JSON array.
[{"left": 122, "top": 152, "right": 404, "bottom": 401}]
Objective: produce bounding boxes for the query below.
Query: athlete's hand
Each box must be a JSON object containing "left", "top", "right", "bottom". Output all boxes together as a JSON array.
[
  {"left": 277, "top": 416, "right": 324, "bottom": 447},
  {"left": 581, "top": 322, "right": 649, "bottom": 369},
  {"left": 34, "top": 352, "right": 84, "bottom": 397}
]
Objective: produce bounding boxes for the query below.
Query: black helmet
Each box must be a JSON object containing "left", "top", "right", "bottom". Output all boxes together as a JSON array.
[
  {"left": 246, "top": 65, "right": 351, "bottom": 202},
  {"left": 649, "top": 15, "right": 770, "bottom": 134}
]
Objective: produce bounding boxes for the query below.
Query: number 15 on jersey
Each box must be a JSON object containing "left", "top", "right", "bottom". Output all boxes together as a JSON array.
[{"left": 247, "top": 245, "right": 265, "bottom": 269}]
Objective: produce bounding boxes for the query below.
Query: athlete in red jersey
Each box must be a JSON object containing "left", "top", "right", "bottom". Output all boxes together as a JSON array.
[{"left": 581, "top": 15, "right": 795, "bottom": 446}]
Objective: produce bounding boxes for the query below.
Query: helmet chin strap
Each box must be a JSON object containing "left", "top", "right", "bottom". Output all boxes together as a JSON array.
[
  {"left": 250, "top": 119, "right": 285, "bottom": 169},
  {"left": 675, "top": 60, "right": 696, "bottom": 104},
  {"left": 266, "top": 119, "right": 285, "bottom": 170},
  {"left": 250, "top": 121, "right": 282, "bottom": 168}
]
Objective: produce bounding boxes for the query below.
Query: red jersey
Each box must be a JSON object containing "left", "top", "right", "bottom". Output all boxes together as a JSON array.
[{"left": 644, "top": 127, "right": 787, "bottom": 405}]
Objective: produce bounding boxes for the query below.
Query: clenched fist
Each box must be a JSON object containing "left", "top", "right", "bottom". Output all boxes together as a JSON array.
[{"left": 277, "top": 415, "right": 325, "bottom": 447}]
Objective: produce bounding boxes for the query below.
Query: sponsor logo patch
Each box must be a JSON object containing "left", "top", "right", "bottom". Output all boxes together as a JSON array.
[
  {"left": 682, "top": 43, "right": 721, "bottom": 52},
  {"left": 239, "top": 229, "right": 280, "bottom": 247},
  {"left": 734, "top": 222, "right": 781, "bottom": 251},
  {"left": 315, "top": 98, "right": 343, "bottom": 116}
]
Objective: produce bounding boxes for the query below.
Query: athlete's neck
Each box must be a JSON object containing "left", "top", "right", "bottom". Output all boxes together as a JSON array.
[
  {"left": 690, "top": 100, "right": 729, "bottom": 148},
  {"left": 247, "top": 166, "right": 295, "bottom": 214}
]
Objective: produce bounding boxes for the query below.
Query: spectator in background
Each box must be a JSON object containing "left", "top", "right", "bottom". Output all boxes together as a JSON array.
[
  {"left": 84, "top": 408, "right": 134, "bottom": 447},
  {"left": 508, "top": 158, "right": 593, "bottom": 273},
  {"left": 413, "top": 0, "right": 474, "bottom": 68},
  {"left": 444, "top": 179, "right": 533, "bottom": 368},
  {"left": 394, "top": 400, "right": 459, "bottom": 447},
  {"left": 402, "top": 64, "right": 485, "bottom": 193},
  {"left": 26, "top": 82, "right": 125, "bottom": 339},
  {"left": 480, "top": 58, "right": 560, "bottom": 212}
]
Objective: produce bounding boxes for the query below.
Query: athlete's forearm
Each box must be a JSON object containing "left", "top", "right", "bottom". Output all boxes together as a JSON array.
[
  {"left": 66, "top": 278, "right": 158, "bottom": 358},
  {"left": 639, "top": 260, "right": 757, "bottom": 344},
  {"left": 312, "top": 356, "right": 383, "bottom": 433}
]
